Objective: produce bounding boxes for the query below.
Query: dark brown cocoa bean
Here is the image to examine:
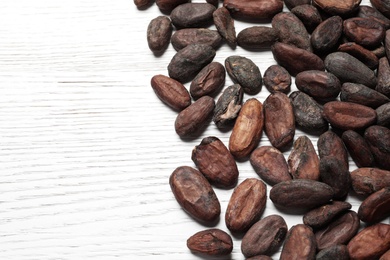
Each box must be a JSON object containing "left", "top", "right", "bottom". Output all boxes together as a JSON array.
[
  {"left": 341, "top": 130, "right": 375, "bottom": 168},
  {"left": 311, "top": 16, "right": 343, "bottom": 54},
  {"left": 312, "top": 0, "right": 361, "bottom": 16},
  {"left": 190, "top": 62, "right": 225, "bottom": 100},
  {"left": 156, "top": 0, "right": 188, "bottom": 12},
  {"left": 322, "top": 101, "right": 377, "bottom": 130},
  {"left": 168, "top": 44, "right": 216, "bottom": 83},
  {"left": 289, "top": 91, "right": 328, "bottom": 134},
  {"left": 241, "top": 215, "right": 288, "bottom": 257},
  {"left": 365, "top": 125, "right": 390, "bottom": 170},
  {"left": 169, "top": 166, "right": 220, "bottom": 223},
  {"left": 170, "top": 3, "right": 216, "bottom": 28},
  {"left": 151, "top": 74, "right": 191, "bottom": 111},
  {"left": 377, "top": 56, "right": 390, "bottom": 97},
  {"left": 213, "top": 84, "right": 243, "bottom": 129},
  {"left": 213, "top": 7, "right": 237, "bottom": 48},
  {"left": 280, "top": 224, "right": 316, "bottom": 260},
  {"left": 250, "top": 146, "right": 292, "bottom": 186},
  {"left": 316, "top": 245, "right": 350, "bottom": 260},
  {"left": 263, "top": 65, "right": 291, "bottom": 94},
  {"left": 380, "top": 249, "right": 390, "bottom": 260},
  {"left": 376, "top": 102, "right": 390, "bottom": 127},
  {"left": 318, "top": 130, "right": 349, "bottom": 169},
  {"left": 351, "top": 168, "right": 390, "bottom": 196},
  {"left": 284, "top": 0, "right": 310, "bottom": 10},
  {"left": 271, "top": 42, "right": 325, "bottom": 76},
  {"left": 371, "top": 0, "right": 390, "bottom": 19},
  {"left": 223, "top": 0, "right": 283, "bottom": 21},
  {"left": 192, "top": 136, "right": 238, "bottom": 188},
  {"left": 175, "top": 96, "right": 215, "bottom": 138},
  {"left": 147, "top": 16, "right": 172, "bottom": 54},
  {"left": 303, "top": 201, "right": 352, "bottom": 229},
  {"left": 340, "top": 82, "right": 390, "bottom": 108},
  {"left": 246, "top": 256, "right": 272, "bottom": 260},
  {"left": 225, "top": 56, "right": 262, "bottom": 95},
  {"left": 288, "top": 136, "right": 320, "bottom": 181},
  {"left": 343, "top": 17, "right": 386, "bottom": 48},
  {"left": 170, "top": 28, "right": 222, "bottom": 50},
  {"left": 315, "top": 211, "right": 360, "bottom": 250},
  {"left": 270, "top": 179, "right": 334, "bottom": 211},
  {"left": 134, "top": 0, "right": 152, "bottom": 8},
  {"left": 225, "top": 178, "right": 267, "bottom": 233},
  {"left": 291, "top": 4, "right": 322, "bottom": 33},
  {"left": 272, "top": 12, "right": 311, "bottom": 51},
  {"left": 358, "top": 187, "right": 390, "bottom": 223},
  {"left": 358, "top": 5, "right": 390, "bottom": 29},
  {"left": 264, "top": 92, "right": 295, "bottom": 150},
  {"left": 324, "top": 52, "right": 377, "bottom": 88},
  {"left": 319, "top": 157, "right": 351, "bottom": 199},
  {"left": 338, "top": 42, "right": 379, "bottom": 70},
  {"left": 229, "top": 98, "right": 264, "bottom": 159},
  {"left": 295, "top": 70, "right": 341, "bottom": 101},
  {"left": 347, "top": 223, "right": 390, "bottom": 260},
  {"left": 187, "top": 228, "right": 233, "bottom": 256},
  {"left": 237, "top": 26, "right": 279, "bottom": 50},
  {"left": 371, "top": 44, "right": 386, "bottom": 58}
]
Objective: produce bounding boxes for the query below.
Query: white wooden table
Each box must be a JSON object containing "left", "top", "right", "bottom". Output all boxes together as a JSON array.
[{"left": 0, "top": 0, "right": 388, "bottom": 259}]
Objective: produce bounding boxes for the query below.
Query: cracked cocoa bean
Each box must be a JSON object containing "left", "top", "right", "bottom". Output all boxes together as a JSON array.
[{"left": 213, "top": 84, "right": 243, "bottom": 129}]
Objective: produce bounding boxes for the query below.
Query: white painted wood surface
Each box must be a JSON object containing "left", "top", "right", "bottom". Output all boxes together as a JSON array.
[{"left": 0, "top": 0, "right": 388, "bottom": 259}]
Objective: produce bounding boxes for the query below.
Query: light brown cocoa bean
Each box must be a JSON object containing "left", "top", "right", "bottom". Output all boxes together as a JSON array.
[
  {"left": 280, "top": 224, "right": 316, "bottom": 260},
  {"left": 187, "top": 228, "right": 233, "bottom": 256}
]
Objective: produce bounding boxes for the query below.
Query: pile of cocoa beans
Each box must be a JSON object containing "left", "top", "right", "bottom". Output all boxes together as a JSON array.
[{"left": 137, "top": 0, "right": 390, "bottom": 258}]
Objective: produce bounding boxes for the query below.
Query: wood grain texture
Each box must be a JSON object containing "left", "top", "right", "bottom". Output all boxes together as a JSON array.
[{"left": 0, "top": 0, "right": 388, "bottom": 259}]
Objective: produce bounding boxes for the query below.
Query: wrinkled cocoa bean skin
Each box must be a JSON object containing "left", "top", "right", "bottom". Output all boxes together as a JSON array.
[
  {"left": 376, "top": 102, "right": 390, "bottom": 127},
  {"left": 342, "top": 130, "right": 375, "bottom": 168},
  {"left": 250, "top": 146, "right": 292, "bottom": 186},
  {"left": 338, "top": 42, "right": 379, "bottom": 70},
  {"left": 169, "top": 166, "right": 221, "bottom": 223},
  {"left": 170, "top": 3, "right": 216, "bottom": 28},
  {"left": 263, "top": 65, "right": 291, "bottom": 94},
  {"left": 237, "top": 26, "right": 279, "bottom": 50},
  {"left": 311, "top": 16, "right": 343, "bottom": 54},
  {"left": 315, "top": 211, "right": 360, "bottom": 250},
  {"left": 291, "top": 4, "right": 322, "bottom": 33},
  {"left": 313, "top": 0, "right": 361, "bottom": 16},
  {"left": 213, "top": 7, "right": 237, "bottom": 48},
  {"left": 225, "top": 56, "right": 262, "bottom": 95},
  {"left": 358, "top": 187, "right": 390, "bottom": 223},
  {"left": 322, "top": 101, "right": 377, "bottom": 130},
  {"left": 340, "top": 82, "right": 390, "bottom": 108},
  {"left": 280, "top": 224, "right": 316, "bottom": 260},
  {"left": 223, "top": 0, "right": 283, "bottom": 21},
  {"left": 272, "top": 12, "right": 311, "bottom": 51},
  {"left": 229, "top": 98, "right": 264, "bottom": 159},
  {"left": 174, "top": 96, "right": 215, "bottom": 138},
  {"left": 288, "top": 136, "right": 320, "bottom": 181},
  {"left": 303, "top": 201, "right": 352, "bottom": 229},
  {"left": 343, "top": 17, "right": 386, "bottom": 48},
  {"left": 168, "top": 44, "right": 216, "bottom": 83},
  {"left": 156, "top": 0, "right": 189, "bottom": 12},
  {"left": 325, "top": 52, "right": 377, "bottom": 88},
  {"left": 192, "top": 136, "right": 239, "bottom": 189},
  {"left": 377, "top": 56, "right": 390, "bottom": 97},
  {"left": 171, "top": 28, "right": 222, "bottom": 50},
  {"left": 289, "top": 91, "right": 328, "bottom": 134},
  {"left": 358, "top": 5, "right": 390, "bottom": 29},
  {"left": 190, "top": 62, "right": 225, "bottom": 100},
  {"left": 270, "top": 179, "right": 334, "bottom": 211},
  {"left": 225, "top": 178, "right": 267, "bottom": 233},
  {"left": 347, "top": 223, "right": 390, "bottom": 260},
  {"left": 295, "top": 70, "right": 341, "bottom": 101},
  {"left": 187, "top": 228, "right": 233, "bottom": 256},
  {"left": 213, "top": 84, "right": 243, "bottom": 129},
  {"left": 318, "top": 130, "right": 349, "bottom": 169},
  {"left": 350, "top": 168, "right": 390, "bottom": 196},
  {"left": 264, "top": 92, "right": 295, "bottom": 150},
  {"left": 365, "top": 125, "right": 390, "bottom": 170},
  {"left": 271, "top": 42, "right": 325, "bottom": 76},
  {"left": 316, "top": 245, "right": 350, "bottom": 260},
  {"left": 151, "top": 74, "right": 191, "bottom": 111},
  {"left": 147, "top": 16, "right": 173, "bottom": 54},
  {"left": 371, "top": 0, "right": 390, "bottom": 19},
  {"left": 319, "top": 157, "right": 351, "bottom": 200},
  {"left": 241, "top": 215, "right": 287, "bottom": 257}
]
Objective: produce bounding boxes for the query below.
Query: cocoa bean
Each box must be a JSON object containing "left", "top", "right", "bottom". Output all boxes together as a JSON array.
[
  {"left": 263, "top": 65, "right": 291, "bottom": 94},
  {"left": 223, "top": 0, "right": 283, "bottom": 21},
  {"left": 370, "top": 0, "right": 390, "bottom": 19},
  {"left": 350, "top": 168, "right": 390, "bottom": 196},
  {"left": 237, "top": 26, "right": 279, "bottom": 50},
  {"left": 187, "top": 228, "right": 233, "bottom": 256},
  {"left": 311, "top": 16, "right": 343, "bottom": 54},
  {"left": 318, "top": 130, "right": 349, "bottom": 169},
  {"left": 376, "top": 102, "right": 390, "bottom": 127},
  {"left": 358, "top": 187, "right": 390, "bottom": 223},
  {"left": 280, "top": 224, "right": 316, "bottom": 260},
  {"left": 365, "top": 125, "right": 390, "bottom": 170},
  {"left": 358, "top": 5, "right": 390, "bottom": 29},
  {"left": 312, "top": 0, "right": 361, "bottom": 16},
  {"left": 170, "top": 3, "right": 216, "bottom": 28},
  {"left": 284, "top": 0, "right": 310, "bottom": 10},
  {"left": 170, "top": 28, "right": 222, "bottom": 50},
  {"left": 340, "top": 82, "right": 390, "bottom": 108},
  {"left": 190, "top": 62, "right": 225, "bottom": 100},
  {"left": 213, "top": 7, "right": 237, "bottom": 48},
  {"left": 213, "top": 84, "right": 243, "bottom": 129},
  {"left": 303, "top": 201, "right": 352, "bottom": 229},
  {"left": 341, "top": 130, "right": 375, "bottom": 168},
  {"left": 291, "top": 4, "right": 322, "bottom": 33},
  {"left": 156, "top": 0, "right": 189, "bottom": 12},
  {"left": 343, "top": 17, "right": 386, "bottom": 48},
  {"left": 147, "top": 16, "right": 172, "bottom": 54},
  {"left": 316, "top": 245, "right": 350, "bottom": 260},
  {"left": 377, "top": 56, "right": 390, "bottom": 97},
  {"left": 338, "top": 42, "right": 379, "bottom": 70}
]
